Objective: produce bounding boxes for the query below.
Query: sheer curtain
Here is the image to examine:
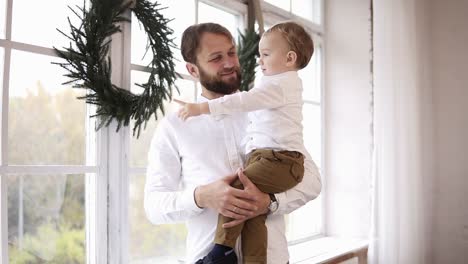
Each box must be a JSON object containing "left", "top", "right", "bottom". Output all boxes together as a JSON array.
[{"left": 369, "top": 0, "right": 433, "bottom": 263}]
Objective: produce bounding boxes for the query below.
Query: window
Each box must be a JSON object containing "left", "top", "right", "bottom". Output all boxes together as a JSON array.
[
  {"left": 259, "top": 0, "right": 324, "bottom": 243},
  {"left": 1, "top": 0, "right": 324, "bottom": 263},
  {"left": 265, "top": 0, "right": 323, "bottom": 25},
  {"left": 292, "top": 0, "right": 322, "bottom": 25},
  {"left": 1, "top": 1, "right": 93, "bottom": 263},
  {"left": 11, "top": 0, "right": 83, "bottom": 49},
  {"left": 286, "top": 47, "right": 324, "bottom": 242}
]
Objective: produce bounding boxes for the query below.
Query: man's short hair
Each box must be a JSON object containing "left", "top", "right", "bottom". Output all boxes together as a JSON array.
[
  {"left": 265, "top": 21, "right": 314, "bottom": 69},
  {"left": 181, "top": 23, "right": 235, "bottom": 64}
]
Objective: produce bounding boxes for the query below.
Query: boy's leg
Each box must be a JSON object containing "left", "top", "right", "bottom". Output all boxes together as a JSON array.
[
  {"left": 241, "top": 214, "right": 268, "bottom": 264},
  {"left": 240, "top": 149, "right": 305, "bottom": 262},
  {"left": 244, "top": 149, "right": 304, "bottom": 193},
  {"left": 208, "top": 179, "right": 246, "bottom": 262},
  {"left": 214, "top": 211, "right": 244, "bottom": 248},
  {"left": 210, "top": 149, "right": 304, "bottom": 261}
]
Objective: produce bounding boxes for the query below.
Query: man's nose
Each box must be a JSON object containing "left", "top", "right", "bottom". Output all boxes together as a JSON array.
[{"left": 223, "top": 57, "right": 236, "bottom": 68}]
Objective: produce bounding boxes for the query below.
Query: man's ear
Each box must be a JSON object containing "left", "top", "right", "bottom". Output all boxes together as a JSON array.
[
  {"left": 286, "top": 51, "right": 298, "bottom": 67},
  {"left": 186, "top": 63, "right": 200, "bottom": 79}
]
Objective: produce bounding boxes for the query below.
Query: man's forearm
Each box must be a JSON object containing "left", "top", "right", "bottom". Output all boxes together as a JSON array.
[{"left": 144, "top": 186, "right": 203, "bottom": 224}]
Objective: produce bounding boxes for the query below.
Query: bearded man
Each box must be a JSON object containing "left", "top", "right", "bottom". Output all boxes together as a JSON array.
[{"left": 144, "top": 23, "right": 321, "bottom": 264}]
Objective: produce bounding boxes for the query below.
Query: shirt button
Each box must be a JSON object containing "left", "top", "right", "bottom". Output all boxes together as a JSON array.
[{"left": 250, "top": 137, "right": 253, "bottom": 140}]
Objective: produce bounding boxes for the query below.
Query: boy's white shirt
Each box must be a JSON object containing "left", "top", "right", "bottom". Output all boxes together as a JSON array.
[
  {"left": 144, "top": 92, "right": 322, "bottom": 263},
  {"left": 208, "top": 71, "right": 306, "bottom": 155}
]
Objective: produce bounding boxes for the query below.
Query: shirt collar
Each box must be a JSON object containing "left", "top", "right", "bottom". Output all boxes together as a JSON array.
[
  {"left": 197, "top": 94, "right": 210, "bottom": 103},
  {"left": 261, "top": 70, "right": 298, "bottom": 82}
]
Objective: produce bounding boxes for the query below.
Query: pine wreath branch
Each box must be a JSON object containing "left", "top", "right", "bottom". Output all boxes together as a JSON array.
[
  {"left": 131, "top": 0, "right": 179, "bottom": 133},
  {"left": 53, "top": 0, "right": 178, "bottom": 138},
  {"left": 238, "top": 28, "right": 260, "bottom": 91}
]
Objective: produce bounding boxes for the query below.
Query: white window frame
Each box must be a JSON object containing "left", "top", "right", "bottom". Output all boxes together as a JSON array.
[
  {"left": 0, "top": 0, "right": 120, "bottom": 263},
  {"left": 253, "top": 0, "right": 326, "bottom": 243}
]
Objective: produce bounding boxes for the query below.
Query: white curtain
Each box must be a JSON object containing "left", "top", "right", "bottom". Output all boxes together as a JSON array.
[{"left": 369, "top": 0, "right": 433, "bottom": 263}]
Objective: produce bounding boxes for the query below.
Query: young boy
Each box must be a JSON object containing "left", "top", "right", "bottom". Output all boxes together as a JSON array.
[{"left": 176, "top": 21, "right": 314, "bottom": 264}]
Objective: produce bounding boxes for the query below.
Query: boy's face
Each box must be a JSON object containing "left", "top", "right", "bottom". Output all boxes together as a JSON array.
[
  {"left": 258, "top": 31, "right": 292, "bottom": 76},
  {"left": 188, "top": 32, "right": 241, "bottom": 95}
]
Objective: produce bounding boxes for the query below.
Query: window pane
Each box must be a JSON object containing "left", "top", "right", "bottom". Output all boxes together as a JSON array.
[
  {"left": 131, "top": 0, "right": 195, "bottom": 75},
  {"left": 198, "top": 2, "right": 238, "bottom": 40},
  {"left": 300, "top": 45, "right": 321, "bottom": 102},
  {"left": 129, "top": 174, "right": 187, "bottom": 263},
  {"left": 8, "top": 174, "right": 86, "bottom": 263},
  {"left": 264, "top": 0, "right": 290, "bottom": 11},
  {"left": 12, "top": 0, "right": 83, "bottom": 48},
  {"left": 292, "top": 0, "right": 322, "bottom": 24},
  {"left": 130, "top": 73, "right": 195, "bottom": 168},
  {"left": 286, "top": 196, "right": 323, "bottom": 241},
  {"left": 303, "top": 103, "right": 321, "bottom": 165},
  {"left": 8, "top": 50, "right": 86, "bottom": 165},
  {"left": 287, "top": 103, "right": 322, "bottom": 241},
  {"left": 0, "top": 0, "right": 5, "bottom": 39}
]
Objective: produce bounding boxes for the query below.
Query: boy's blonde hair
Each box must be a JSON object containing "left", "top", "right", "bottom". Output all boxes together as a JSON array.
[{"left": 265, "top": 21, "right": 314, "bottom": 70}]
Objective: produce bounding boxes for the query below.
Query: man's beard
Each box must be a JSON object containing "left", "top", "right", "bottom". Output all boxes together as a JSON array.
[{"left": 198, "top": 66, "right": 241, "bottom": 95}]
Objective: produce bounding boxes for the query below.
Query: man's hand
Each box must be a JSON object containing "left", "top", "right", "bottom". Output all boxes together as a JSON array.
[
  {"left": 173, "top": 99, "right": 209, "bottom": 120},
  {"left": 194, "top": 173, "right": 259, "bottom": 220},
  {"left": 222, "top": 170, "right": 271, "bottom": 228}
]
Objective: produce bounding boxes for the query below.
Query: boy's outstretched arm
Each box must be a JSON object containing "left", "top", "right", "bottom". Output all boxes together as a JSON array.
[{"left": 173, "top": 99, "right": 210, "bottom": 121}]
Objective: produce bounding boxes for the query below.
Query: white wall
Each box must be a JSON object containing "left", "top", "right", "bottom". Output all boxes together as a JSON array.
[
  {"left": 325, "top": 0, "right": 468, "bottom": 262},
  {"left": 324, "top": 0, "right": 372, "bottom": 237},
  {"left": 431, "top": 0, "right": 468, "bottom": 263}
]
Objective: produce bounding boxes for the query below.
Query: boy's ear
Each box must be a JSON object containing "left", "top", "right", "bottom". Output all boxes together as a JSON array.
[
  {"left": 286, "top": 51, "right": 298, "bottom": 67},
  {"left": 186, "top": 63, "right": 200, "bottom": 79}
]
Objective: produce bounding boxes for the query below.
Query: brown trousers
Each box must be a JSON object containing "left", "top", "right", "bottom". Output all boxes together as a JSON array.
[{"left": 214, "top": 149, "right": 304, "bottom": 264}]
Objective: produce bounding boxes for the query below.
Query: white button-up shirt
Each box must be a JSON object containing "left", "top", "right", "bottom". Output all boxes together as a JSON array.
[
  {"left": 208, "top": 71, "right": 305, "bottom": 155},
  {"left": 144, "top": 95, "right": 321, "bottom": 264}
]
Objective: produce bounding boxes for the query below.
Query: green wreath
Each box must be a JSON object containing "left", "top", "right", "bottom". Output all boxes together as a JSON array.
[{"left": 54, "top": 0, "right": 178, "bottom": 137}]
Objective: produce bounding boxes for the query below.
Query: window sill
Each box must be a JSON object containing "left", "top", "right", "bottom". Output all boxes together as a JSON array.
[
  {"left": 289, "top": 236, "right": 369, "bottom": 264},
  {"left": 141, "top": 237, "right": 369, "bottom": 264}
]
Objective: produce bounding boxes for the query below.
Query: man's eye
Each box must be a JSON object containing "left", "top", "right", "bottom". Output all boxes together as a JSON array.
[
  {"left": 210, "top": 56, "right": 221, "bottom": 62},
  {"left": 228, "top": 51, "right": 236, "bottom": 56}
]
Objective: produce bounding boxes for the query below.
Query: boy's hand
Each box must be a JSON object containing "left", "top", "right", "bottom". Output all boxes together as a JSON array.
[{"left": 174, "top": 99, "right": 202, "bottom": 121}]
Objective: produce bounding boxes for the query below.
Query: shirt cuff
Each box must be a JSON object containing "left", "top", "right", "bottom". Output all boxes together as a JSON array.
[{"left": 180, "top": 186, "right": 204, "bottom": 213}]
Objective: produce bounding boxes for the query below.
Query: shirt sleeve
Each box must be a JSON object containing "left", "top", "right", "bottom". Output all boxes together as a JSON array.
[
  {"left": 271, "top": 151, "right": 322, "bottom": 215},
  {"left": 144, "top": 117, "right": 204, "bottom": 224},
  {"left": 208, "top": 80, "right": 287, "bottom": 115}
]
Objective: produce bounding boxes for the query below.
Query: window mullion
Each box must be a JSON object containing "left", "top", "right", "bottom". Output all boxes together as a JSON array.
[
  {"left": 320, "top": 40, "right": 326, "bottom": 235},
  {"left": 86, "top": 8, "right": 131, "bottom": 264},
  {"left": 0, "top": 0, "right": 12, "bottom": 261},
  {"left": 107, "top": 8, "right": 131, "bottom": 264},
  {"left": 0, "top": 44, "right": 10, "bottom": 170},
  {"left": 0, "top": 175, "right": 7, "bottom": 264},
  {"left": 86, "top": 125, "right": 108, "bottom": 264}
]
